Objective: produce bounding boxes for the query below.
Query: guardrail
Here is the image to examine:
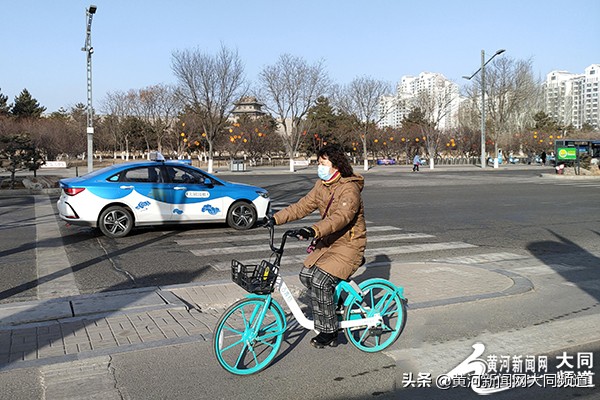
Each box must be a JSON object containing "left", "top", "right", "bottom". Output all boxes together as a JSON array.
[
  {"left": 293, "top": 160, "right": 310, "bottom": 167},
  {"left": 41, "top": 161, "right": 67, "bottom": 168}
]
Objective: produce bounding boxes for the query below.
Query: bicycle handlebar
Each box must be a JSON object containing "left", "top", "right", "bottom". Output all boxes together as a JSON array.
[{"left": 266, "top": 224, "right": 299, "bottom": 255}]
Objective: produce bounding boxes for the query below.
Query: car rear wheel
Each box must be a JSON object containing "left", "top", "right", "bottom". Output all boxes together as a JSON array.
[
  {"left": 227, "top": 201, "right": 257, "bottom": 230},
  {"left": 99, "top": 206, "right": 134, "bottom": 238}
]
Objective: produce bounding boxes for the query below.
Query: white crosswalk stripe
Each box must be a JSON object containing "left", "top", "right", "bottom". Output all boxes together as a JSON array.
[
  {"left": 535, "top": 180, "right": 600, "bottom": 188},
  {"left": 169, "top": 200, "right": 492, "bottom": 272},
  {"left": 209, "top": 242, "right": 478, "bottom": 271},
  {"left": 433, "top": 252, "right": 529, "bottom": 264},
  {"left": 173, "top": 226, "right": 480, "bottom": 273},
  {"left": 188, "top": 233, "right": 436, "bottom": 256},
  {"left": 176, "top": 226, "right": 415, "bottom": 246}
]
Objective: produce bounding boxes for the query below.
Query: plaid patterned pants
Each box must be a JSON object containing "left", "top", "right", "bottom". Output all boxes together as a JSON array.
[{"left": 299, "top": 265, "right": 341, "bottom": 334}]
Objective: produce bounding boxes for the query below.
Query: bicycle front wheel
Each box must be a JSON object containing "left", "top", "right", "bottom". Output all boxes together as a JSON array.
[
  {"left": 343, "top": 281, "right": 407, "bottom": 352},
  {"left": 213, "top": 298, "right": 285, "bottom": 375}
]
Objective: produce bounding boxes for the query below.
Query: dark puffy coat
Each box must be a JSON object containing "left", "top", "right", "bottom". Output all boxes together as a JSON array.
[{"left": 273, "top": 174, "right": 366, "bottom": 279}]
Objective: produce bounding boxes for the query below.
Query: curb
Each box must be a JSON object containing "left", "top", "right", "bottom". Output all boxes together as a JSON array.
[
  {"left": 0, "top": 286, "right": 187, "bottom": 327},
  {"left": 540, "top": 172, "right": 600, "bottom": 179}
]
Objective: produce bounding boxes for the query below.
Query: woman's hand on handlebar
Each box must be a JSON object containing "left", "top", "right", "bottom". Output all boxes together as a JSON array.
[
  {"left": 263, "top": 216, "right": 276, "bottom": 229},
  {"left": 295, "top": 227, "right": 315, "bottom": 241}
]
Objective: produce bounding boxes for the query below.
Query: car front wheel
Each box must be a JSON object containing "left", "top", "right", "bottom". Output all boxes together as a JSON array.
[
  {"left": 227, "top": 201, "right": 257, "bottom": 230},
  {"left": 99, "top": 206, "right": 134, "bottom": 238}
]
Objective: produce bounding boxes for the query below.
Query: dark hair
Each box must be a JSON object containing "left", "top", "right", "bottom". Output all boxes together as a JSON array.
[{"left": 317, "top": 144, "right": 354, "bottom": 177}]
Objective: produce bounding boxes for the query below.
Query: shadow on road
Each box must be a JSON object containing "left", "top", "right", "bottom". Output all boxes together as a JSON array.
[
  {"left": 526, "top": 229, "right": 600, "bottom": 303},
  {"left": 354, "top": 254, "right": 392, "bottom": 282},
  {"left": 0, "top": 231, "right": 188, "bottom": 301}
]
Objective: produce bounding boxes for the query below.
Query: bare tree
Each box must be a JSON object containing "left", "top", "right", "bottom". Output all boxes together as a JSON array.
[
  {"left": 258, "top": 54, "right": 330, "bottom": 172},
  {"left": 486, "top": 57, "right": 541, "bottom": 161},
  {"left": 102, "top": 90, "right": 133, "bottom": 159},
  {"left": 463, "top": 57, "right": 541, "bottom": 161},
  {"left": 412, "top": 78, "right": 459, "bottom": 166},
  {"left": 334, "top": 76, "right": 390, "bottom": 171},
  {"left": 172, "top": 44, "right": 245, "bottom": 172},
  {"left": 128, "top": 84, "right": 181, "bottom": 156}
]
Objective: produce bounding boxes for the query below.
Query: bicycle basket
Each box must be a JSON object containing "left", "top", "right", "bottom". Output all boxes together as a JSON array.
[{"left": 231, "top": 259, "right": 279, "bottom": 294}]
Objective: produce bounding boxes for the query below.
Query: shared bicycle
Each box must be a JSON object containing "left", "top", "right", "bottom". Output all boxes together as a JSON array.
[{"left": 213, "top": 225, "right": 408, "bottom": 375}]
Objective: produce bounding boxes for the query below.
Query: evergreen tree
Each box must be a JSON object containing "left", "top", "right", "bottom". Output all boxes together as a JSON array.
[
  {"left": 308, "top": 96, "right": 337, "bottom": 132},
  {"left": 400, "top": 107, "right": 431, "bottom": 156},
  {"left": 0, "top": 134, "right": 46, "bottom": 188},
  {"left": 306, "top": 96, "right": 338, "bottom": 152},
  {"left": 49, "top": 107, "right": 70, "bottom": 121},
  {"left": 532, "top": 111, "right": 561, "bottom": 131},
  {"left": 402, "top": 107, "right": 430, "bottom": 128},
  {"left": 11, "top": 89, "right": 46, "bottom": 119},
  {"left": 70, "top": 103, "right": 87, "bottom": 123},
  {"left": 0, "top": 88, "right": 10, "bottom": 116}
]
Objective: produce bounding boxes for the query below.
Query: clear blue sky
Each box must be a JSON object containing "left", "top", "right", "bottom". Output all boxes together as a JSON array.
[{"left": 2, "top": 0, "right": 599, "bottom": 113}]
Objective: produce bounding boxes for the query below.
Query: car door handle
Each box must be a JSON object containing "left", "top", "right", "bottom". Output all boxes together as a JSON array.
[
  {"left": 120, "top": 185, "right": 134, "bottom": 189},
  {"left": 174, "top": 186, "right": 187, "bottom": 190}
]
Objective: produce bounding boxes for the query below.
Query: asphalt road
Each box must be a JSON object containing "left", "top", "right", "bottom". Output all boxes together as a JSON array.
[{"left": 39, "top": 167, "right": 600, "bottom": 294}]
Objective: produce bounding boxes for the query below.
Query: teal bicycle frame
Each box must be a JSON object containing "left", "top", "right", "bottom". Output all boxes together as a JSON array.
[
  {"left": 243, "top": 273, "right": 405, "bottom": 335},
  {"left": 214, "top": 226, "right": 408, "bottom": 375}
]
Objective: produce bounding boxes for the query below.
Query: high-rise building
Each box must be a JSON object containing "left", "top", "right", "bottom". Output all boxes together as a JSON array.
[
  {"left": 378, "top": 72, "right": 460, "bottom": 131},
  {"left": 544, "top": 64, "right": 599, "bottom": 130}
]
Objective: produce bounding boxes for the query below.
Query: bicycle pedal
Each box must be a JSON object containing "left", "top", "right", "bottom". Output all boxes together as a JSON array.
[{"left": 369, "top": 327, "right": 383, "bottom": 336}]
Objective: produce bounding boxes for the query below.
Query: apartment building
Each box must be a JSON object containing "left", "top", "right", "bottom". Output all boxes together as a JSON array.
[
  {"left": 544, "top": 64, "right": 599, "bottom": 130},
  {"left": 378, "top": 72, "right": 460, "bottom": 131}
]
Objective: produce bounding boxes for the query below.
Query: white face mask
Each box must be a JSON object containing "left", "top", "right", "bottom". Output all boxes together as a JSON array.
[{"left": 318, "top": 165, "right": 333, "bottom": 181}]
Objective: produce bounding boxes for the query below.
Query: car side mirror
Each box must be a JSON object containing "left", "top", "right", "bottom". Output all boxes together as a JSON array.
[{"left": 203, "top": 178, "right": 214, "bottom": 187}]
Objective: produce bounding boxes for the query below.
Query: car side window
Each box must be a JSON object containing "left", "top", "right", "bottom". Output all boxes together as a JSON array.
[
  {"left": 122, "top": 167, "right": 159, "bottom": 183},
  {"left": 167, "top": 166, "right": 206, "bottom": 184}
]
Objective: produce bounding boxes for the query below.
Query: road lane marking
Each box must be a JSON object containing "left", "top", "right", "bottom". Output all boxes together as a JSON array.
[
  {"left": 175, "top": 225, "right": 407, "bottom": 246},
  {"left": 189, "top": 233, "right": 436, "bottom": 256},
  {"left": 208, "top": 241, "right": 478, "bottom": 271},
  {"left": 35, "top": 195, "right": 79, "bottom": 299}
]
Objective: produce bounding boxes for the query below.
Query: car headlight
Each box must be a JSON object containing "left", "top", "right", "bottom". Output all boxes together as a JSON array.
[{"left": 256, "top": 190, "right": 269, "bottom": 199}]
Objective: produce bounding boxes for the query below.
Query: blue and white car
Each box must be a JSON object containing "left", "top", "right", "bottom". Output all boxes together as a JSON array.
[{"left": 57, "top": 158, "right": 270, "bottom": 238}]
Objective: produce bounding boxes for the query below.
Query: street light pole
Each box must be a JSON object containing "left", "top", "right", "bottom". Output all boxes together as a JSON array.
[
  {"left": 82, "top": 5, "right": 97, "bottom": 173},
  {"left": 480, "top": 50, "right": 486, "bottom": 169},
  {"left": 463, "top": 48, "right": 505, "bottom": 169}
]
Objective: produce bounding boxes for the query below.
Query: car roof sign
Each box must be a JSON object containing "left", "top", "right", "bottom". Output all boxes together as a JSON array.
[{"left": 150, "top": 151, "right": 165, "bottom": 162}]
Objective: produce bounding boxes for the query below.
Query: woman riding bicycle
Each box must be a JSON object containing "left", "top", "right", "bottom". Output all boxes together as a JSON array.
[{"left": 267, "top": 144, "right": 366, "bottom": 348}]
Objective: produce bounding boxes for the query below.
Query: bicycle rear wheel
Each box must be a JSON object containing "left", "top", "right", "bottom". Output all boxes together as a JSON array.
[
  {"left": 343, "top": 281, "right": 407, "bottom": 352},
  {"left": 213, "top": 298, "right": 285, "bottom": 375}
]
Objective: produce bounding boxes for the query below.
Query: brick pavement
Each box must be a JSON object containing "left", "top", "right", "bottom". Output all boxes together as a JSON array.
[{"left": 0, "top": 305, "right": 222, "bottom": 371}]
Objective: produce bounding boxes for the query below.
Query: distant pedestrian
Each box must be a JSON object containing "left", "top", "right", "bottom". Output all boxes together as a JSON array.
[
  {"left": 412, "top": 154, "right": 421, "bottom": 172},
  {"left": 540, "top": 151, "right": 547, "bottom": 166}
]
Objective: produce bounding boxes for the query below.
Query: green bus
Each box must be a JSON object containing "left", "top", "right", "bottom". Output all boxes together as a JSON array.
[{"left": 554, "top": 139, "right": 600, "bottom": 164}]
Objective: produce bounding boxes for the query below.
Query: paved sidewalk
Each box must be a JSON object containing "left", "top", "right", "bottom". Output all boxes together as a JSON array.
[{"left": 0, "top": 259, "right": 532, "bottom": 372}]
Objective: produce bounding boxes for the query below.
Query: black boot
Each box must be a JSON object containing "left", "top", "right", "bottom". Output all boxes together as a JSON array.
[{"left": 310, "top": 332, "right": 338, "bottom": 348}]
